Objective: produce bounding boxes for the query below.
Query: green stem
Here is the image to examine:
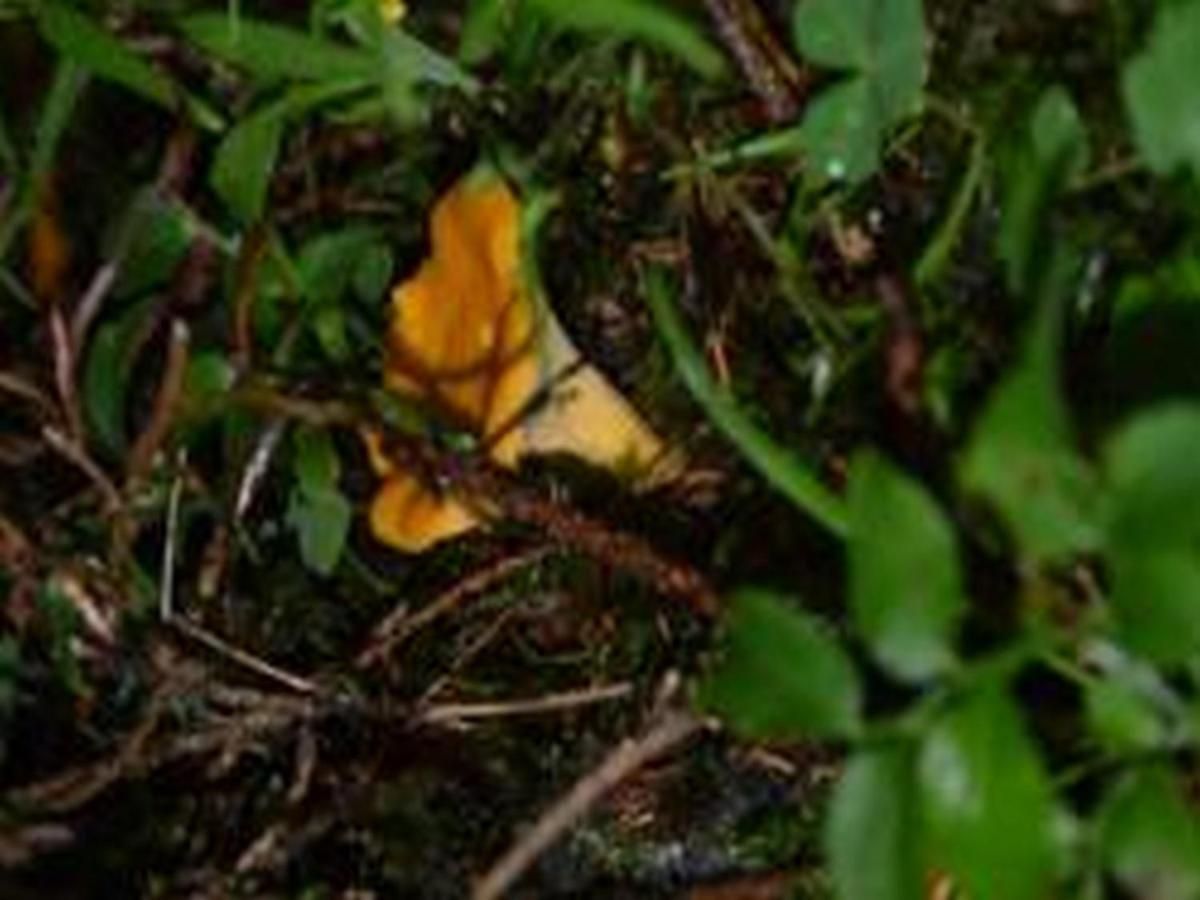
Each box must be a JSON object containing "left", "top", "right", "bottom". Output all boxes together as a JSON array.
[
  {"left": 915, "top": 132, "right": 986, "bottom": 289},
  {"left": 642, "top": 267, "right": 848, "bottom": 539}
]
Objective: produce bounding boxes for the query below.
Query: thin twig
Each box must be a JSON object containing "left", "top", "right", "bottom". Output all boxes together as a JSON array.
[
  {"left": 40, "top": 425, "right": 123, "bottom": 515},
  {"left": 170, "top": 617, "right": 320, "bottom": 697},
  {"left": 701, "top": 0, "right": 807, "bottom": 122},
  {"left": 160, "top": 456, "right": 185, "bottom": 623},
  {"left": 419, "top": 682, "right": 633, "bottom": 726},
  {"left": 472, "top": 707, "right": 704, "bottom": 900},
  {"left": 69, "top": 260, "right": 119, "bottom": 352},
  {"left": 127, "top": 318, "right": 190, "bottom": 483},
  {"left": 47, "top": 304, "right": 85, "bottom": 441},
  {"left": 356, "top": 545, "right": 553, "bottom": 669}
]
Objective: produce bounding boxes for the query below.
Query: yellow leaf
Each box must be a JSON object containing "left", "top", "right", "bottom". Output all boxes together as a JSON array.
[{"left": 368, "top": 170, "right": 674, "bottom": 552}]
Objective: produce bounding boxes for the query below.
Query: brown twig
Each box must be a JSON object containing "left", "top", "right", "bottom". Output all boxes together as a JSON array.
[
  {"left": 170, "top": 617, "right": 321, "bottom": 697},
  {"left": 127, "top": 319, "right": 191, "bottom": 483},
  {"left": 472, "top": 707, "right": 705, "bottom": 900},
  {"left": 701, "top": 0, "right": 808, "bottom": 122},
  {"left": 230, "top": 224, "right": 268, "bottom": 373},
  {"left": 419, "top": 682, "right": 633, "bottom": 727},
  {"left": 355, "top": 544, "right": 553, "bottom": 669},
  {"left": 40, "top": 425, "right": 123, "bottom": 515},
  {"left": 47, "top": 304, "right": 85, "bottom": 442}
]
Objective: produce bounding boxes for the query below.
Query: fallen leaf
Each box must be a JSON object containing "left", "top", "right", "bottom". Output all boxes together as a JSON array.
[{"left": 368, "top": 169, "right": 672, "bottom": 552}]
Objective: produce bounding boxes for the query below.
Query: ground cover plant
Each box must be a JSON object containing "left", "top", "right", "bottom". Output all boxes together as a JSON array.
[{"left": 3, "top": 0, "right": 1200, "bottom": 897}]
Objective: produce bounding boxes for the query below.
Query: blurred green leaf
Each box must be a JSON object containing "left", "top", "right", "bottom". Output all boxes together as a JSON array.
[
  {"left": 1099, "top": 766, "right": 1200, "bottom": 899},
  {"left": 83, "top": 298, "right": 155, "bottom": 456},
  {"left": 459, "top": 0, "right": 509, "bottom": 64},
  {"left": 998, "top": 86, "right": 1087, "bottom": 294},
  {"left": 297, "top": 227, "right": 386, "bottom": 305},
  {"left": 180, "top": 13, "right": 376, "bottom": 83},
  {"left": 526, "top": 0, "right": 724, "bottom": 78},
  {"left": 353, "top": 242, "right": 393, "bottom": 304},
  {"left": 1123, "top": 1, "right": 1200, "bottom": 181},
  {"left": 918, "top": 682, "right": 1057, "bottom": 900},
  {"left": 288, "top": 428, "right": 350, "bottom": 576},
  {"left": 35, "top": 0, "right": 175, "bottom": 108},
  {"left": 210, "top": 104, "right": 284, "bottom": 224},
  {"left": 699, "top": 588, "right": 861, "bottom": 739},
  {"left": 960, "top": 288, "right": 1101, "bottom": 563},
  {"left": 113, "top": 191, "right": 194, "bottom": 298},
  {"left": 825, "top": 743, "right": 923, "bottom": 900},
  {"left": 849, "top": 451, "right": 964, "bottom": 682},
  {"left": 1086, "top": 678, "right": 1165, "bottom": 753},
  {"left": 791, "top": 0, "right": 925, "bottom": 183},
  {"left": 1104, "top": 406, "right": 1200, "bottom": 664}
]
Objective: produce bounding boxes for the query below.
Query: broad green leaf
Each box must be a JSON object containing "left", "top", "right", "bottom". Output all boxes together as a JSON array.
[
  {"left": 1099, "top": 767, "right": 1200, "bottom": 899},
  {"left": 826, "top": 743, "right": 923, "bottom": 900},
  {"left": 288, "top": 487, "right": 352, "bottom": 576},
  {"left": 791, "top": 0, "right": 924, "bottom": 182},
  {"left": 380, "top": 29, "right": 480, "bottom": 92},
  {"left": 798, "top": 77, "right": 880, "bottom": 183},
  {"left": 849, "top": 451, "right": 964, "bottom": 682},
  {"left": 1122, "top": 1, "right": 1200, "bottom": 181},
  {"left": 210, "top": 104, "right": 284, "bottom": 223},
  {"left": 1030, "top": 86, "right": 1089, "bottom": 183},
  {"left": 36, "top": 1, "right": 175, "bottom": 108},
  {"left": 698, "top": 589, "right": 861, "bottom": 739},
  {"left": 459, "top": 0, "right": 509, "bottom": 64},
  {"left": 297, "top": 227, "right": 386, "bottom": 306},
  {"left": 113, "top": 191, "right": 194, "bottom": 298},
  {"left": 960, "top": 289, "right": 1101, "bottom": 563},
  {"left": 525, "top": 0, "right": 724, "bottom": 78},
  {"left": 1104, "top": 406, "right": 1200, "bottom": 664},
  {"left": 288, "top": 428, "right": 350, "bottom": 575},
  {"left": 180, "top": 13, "right": 376, "bottom": 83},
  {"left": 918, "top": 682, "right": 1057, "bottom": 900}
]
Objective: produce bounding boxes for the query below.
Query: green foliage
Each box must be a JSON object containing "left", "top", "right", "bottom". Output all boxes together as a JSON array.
[
  {"left": 1098, "top": 766, "right": 1200, "bottom": 899},
  {"left": 210, "top": 103, "right": 285, "bottom": 224},
  {"left": 960, "top": 286, "right": 1101, "bottom": 563},
  {"left": 1122, "top": 0, "right": 1200, "bottom": 182},
  {"left": 848, "top": 451, "right": 964, "bottom": 681},
  {"left": 1104, "top": 406, "right": 1200, "bottom": 664},
  {"left": 287, "top": 427, "right": 351, "bottom": 576},
  {"left": 525, "top": 0, "right": 724, "bottom": 78},
  {"left": 825, "top": 744, "right": 922, "bottom": 900},
  {"left": 917, "top": 682, "right": 1057, "bottom": 900},
  {"left": 791, "top": 0, "right": 925, "bottom": 182},
  {"left": 34, "top": 0, "right": 176, "bottom": 108},
  {"left": 698, "top": 589, "right": 861, "bottom": 740}
]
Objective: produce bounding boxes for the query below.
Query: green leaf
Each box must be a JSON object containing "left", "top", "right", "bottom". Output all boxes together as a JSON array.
[
  {"left": 825, "top": 743, "right": 923, "bottom": 900},
  {"left": 1085, "top": 678, "right": 1165, "bottom": 753},
  {"left": 960, "top": 289, "right": 1101, "bottom": 563},
  {"left": 1099, "top": 766, "right": 1200, "bottom": 899},
  {"left": 1104, "top": 406, "right": 1200, "bottom": 664},
  {"left": 83, "top": 298, "right": 155, "bottom": 456},
  {"left": 288, "top": 428, "right": 350, "bottom": 576},
  {"left": 113, "top": 191, "right": 195, "bottom": 298},
  {"left": 918, "top": 682, "right": 1057, "bottom": 900},
  {"left": 36, "top": 1, "right": 175, "bottom": 108},
  {"left": 353, "top": 242, "right": 393, "bottom": 304},
  {"left": 296, "top": 227, "right": 384, "bottom": 306},
  {"left": 210, "top": 104, "right": 284, "bottom": 223},
  {"left": 698, "top": 588, "right": 861, "bottom": 740},
  {"left": 525, "top": 0, "right": 724, "bottom": 78},
  {"left": 798, "top": 77, "right": 881, "bottom": 183},
  {"left": 998, "top": 87, "right": 1088, "bottom": 294},
  {"left": 180, "top": 13, "right": 377, "bottom": 83},
  {"left": 849, "top": 451, "right": 964, "bottom": 682},
  {"left": 791, "top": 0, "right": 924, "bottom": 183},
  {"left": 1122, "top": 1, "right": 1200, "bottom": 181}
]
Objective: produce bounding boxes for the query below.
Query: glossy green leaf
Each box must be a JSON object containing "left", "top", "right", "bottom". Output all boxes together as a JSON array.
[
  {"left": 210, "top": 105, "right": 284, "bottom": 223},
  {"left": 1085, "top": 678, "right": 1165, "bottom": 753},
  {"left": 525, "top": 0, "right": 724, "bottom": 78},
  {"left": 1104, "top": 406, "right": 1200, "bottom": 664},
  {"left": 849, "top": 451, "right": 964, "bottom": 682},
  {"left": 1099, "top": 766, "right": 1200, "bottom": 899},
  {"left": 960, "top": 291, "right": 1102, "bottom": 563},
  {"left": 918, "top": 683, "right": 1057, "bottom": 900},
  {"left": 36, "top": 1, "right": 175, "bottom": 108},
  {"left": 826, "top": 743, "right": 923, "bottom": 900},
  {"left": 180, "top": 13, "right": 376, "bottom": 83},
  {"left": 1123, "top": 1, "right": 1200, "bottom": 181},
  {"left": 699, "top": 589, "right": 861, "bottom": 739}
]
